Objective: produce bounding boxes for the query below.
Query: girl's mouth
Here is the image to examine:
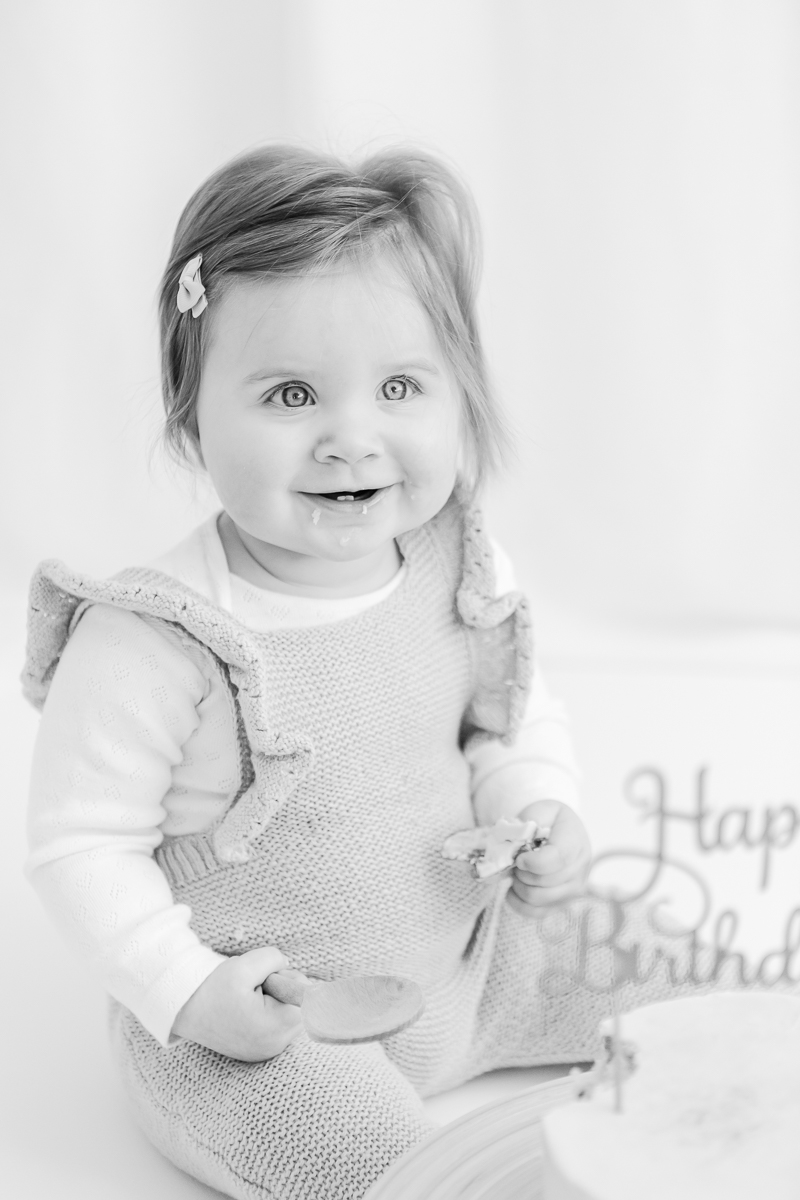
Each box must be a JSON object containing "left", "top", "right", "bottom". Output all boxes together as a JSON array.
[
  {"left": 301, "top": 485, "right": 392, "bottom": 515},
  {"left": 319, "top": 489, "right": 377, "bottom": 503}
]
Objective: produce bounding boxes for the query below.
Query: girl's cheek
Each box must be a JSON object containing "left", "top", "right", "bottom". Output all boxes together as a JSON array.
[
  {"left": 207, "top": 449, "right": 266, "bottom": 516},
  {"left": 406, "top": 442, "right": 454, "bottom": 488}
]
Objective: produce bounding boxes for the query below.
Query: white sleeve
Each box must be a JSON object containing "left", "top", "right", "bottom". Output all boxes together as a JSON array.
[
  {"left": 466, "top": 538, "right": 583, "bottom": 823},
  {"left": 26, "top": 604, "right": 226, "bottom": 1047}
]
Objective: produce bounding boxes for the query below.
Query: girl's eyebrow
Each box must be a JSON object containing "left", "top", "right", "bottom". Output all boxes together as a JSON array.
[
  {"left": 242, "top": 367, "right": 306, "bottom": 383},
  {"left": 242, "top": 361, "right": 441, "bottom": 384},
  {"left": 383, "top": 360, "right": 440, "bottom": 375}
]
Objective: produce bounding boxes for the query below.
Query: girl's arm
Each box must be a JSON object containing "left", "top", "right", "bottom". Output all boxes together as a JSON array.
[
  {"left": 26, "top": 603, "right": 228, "bottom": 1047},
  {"left": 467, "top": 672, "right": 582, "bottom": 825},
  {"left": 466, "top": 538, "right": 591, "bottom": 910}
]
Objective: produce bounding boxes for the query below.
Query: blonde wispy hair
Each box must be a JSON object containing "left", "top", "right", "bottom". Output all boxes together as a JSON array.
[{"left": 159, "top": 144, "right": 507, "bottom": 491}]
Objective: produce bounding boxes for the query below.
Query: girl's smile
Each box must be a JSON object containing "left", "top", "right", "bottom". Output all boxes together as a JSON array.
[
  {"left": 299, "top": 484, "right": 393, "bottom": 517},
  {"left": 196, "top": 256, "right": 462, "bottom": 596}
]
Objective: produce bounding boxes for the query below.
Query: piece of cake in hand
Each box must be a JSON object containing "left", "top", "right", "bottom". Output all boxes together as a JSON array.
[
  {"left": 441, "top": 816, "right": 550, "bottom": 880},
  {"left": 542, "top": 992, "right": 800, "bottom": 1200}
]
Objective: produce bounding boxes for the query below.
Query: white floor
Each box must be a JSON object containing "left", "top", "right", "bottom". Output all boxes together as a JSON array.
[{"left": 5, "top": 585, "right": 800, "bottom": 1197}]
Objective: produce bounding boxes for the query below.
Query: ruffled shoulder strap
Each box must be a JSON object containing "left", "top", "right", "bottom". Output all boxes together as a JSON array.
[
  {"left": 22, "top": 560, "right": 257, "bottom": 709},
  {"left": 458, "top": 502, "right": 534, "bottom": 749},
  {"left": 401, "top": 489, "right": 534, "bottom": 748},
  {"left": 21, "top": 560, "right": 314, "bottom": 864}
]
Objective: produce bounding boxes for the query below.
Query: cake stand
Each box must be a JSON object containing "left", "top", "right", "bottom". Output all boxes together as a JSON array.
[{"left": 365, "top": 1075, "right": 577, "bottom": 1200}]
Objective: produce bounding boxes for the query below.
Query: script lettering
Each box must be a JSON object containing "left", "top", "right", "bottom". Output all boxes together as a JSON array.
[
  {"left": 541, "top": 765, "right": 800, "bottom": 998},
  {"left": 624, "top": 766, "right": 800, "bottom": 890},
  {"left": 538, "top": 898, "right": 800, "bottom": 996}
]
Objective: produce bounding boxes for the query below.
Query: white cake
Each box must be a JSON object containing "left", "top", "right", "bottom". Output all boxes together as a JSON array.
[{"left": 542, "top": 992, "right": 800, "bottom": 1200}]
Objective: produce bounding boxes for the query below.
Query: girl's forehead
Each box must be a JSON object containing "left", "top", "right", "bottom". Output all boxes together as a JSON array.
[{"left": 210, "top": 258, "right": 441, "bottom": 363}]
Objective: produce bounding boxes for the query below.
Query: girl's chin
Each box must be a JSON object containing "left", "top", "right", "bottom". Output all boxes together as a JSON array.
[{"left": 310, "top": 530, "right": 393, "bottom": 559}]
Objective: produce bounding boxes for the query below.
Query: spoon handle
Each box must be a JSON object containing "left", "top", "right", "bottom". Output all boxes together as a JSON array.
[{"left": 262, "top": 968, "right": 310, "bottom": 1007}]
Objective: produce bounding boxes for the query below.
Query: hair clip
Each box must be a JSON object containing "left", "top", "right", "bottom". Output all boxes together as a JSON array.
[{"left": 176, "top": 253, "right": 208, "bottom": 318}]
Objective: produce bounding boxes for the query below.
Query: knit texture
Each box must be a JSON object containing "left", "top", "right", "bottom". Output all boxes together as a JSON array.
[
  {"left": 23, "top": 494, "right": 760, "bottom": 1200},
  {"left": 24, "top": 497, "right": 532, "bottom": 864}
]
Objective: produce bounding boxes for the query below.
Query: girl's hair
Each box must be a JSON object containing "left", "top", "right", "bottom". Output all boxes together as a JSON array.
[{"left": 159, "top": 144, "right": 507, "bottom": 490}]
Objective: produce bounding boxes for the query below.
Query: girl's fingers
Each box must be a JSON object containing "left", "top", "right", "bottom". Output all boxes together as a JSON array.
[
  {"left": 516, "top": 843, "right": 564, "bottom": 875},
  {"left": 514, "top": 859, "right": 586, "bottom": 888},
  {"left": 262, "top": 968, "right": 309, "bottom": 1006},
  {"left": 516, "top": 842, "right": 591, "bottom": 879},
  {"left": 231, "top": 945, "right": 291, "bottom": 989},
  {"left": 260, "top": 992, "right": 305, "bottom": 1037},
  {"left": 517, "top": 816, "right": 591, "bottom": 878},
  {"left": 510, "top": 875, "right": 586, "bottom": 908}
]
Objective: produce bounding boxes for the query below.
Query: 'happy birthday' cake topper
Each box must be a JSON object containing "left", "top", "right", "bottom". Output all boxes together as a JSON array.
[{"left": 533, "top": 764, "right": 800, "bottom": 1010}]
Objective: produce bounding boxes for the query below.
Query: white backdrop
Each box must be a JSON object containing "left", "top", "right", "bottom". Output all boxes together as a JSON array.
[
  {"left": 3, "top": 0, "right": 799, "bottom": 641},
  {"left": 3, "top": 6, "right": 800, "bottom": 1196}
]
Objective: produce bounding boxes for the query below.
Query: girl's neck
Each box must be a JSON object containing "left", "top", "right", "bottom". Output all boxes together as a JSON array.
[{"left": 218, "top": 512, "right": 403, "bottom": 599}]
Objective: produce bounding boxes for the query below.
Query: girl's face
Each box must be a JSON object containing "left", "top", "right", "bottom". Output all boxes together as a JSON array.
[{"left": 196, "top": 255, "right": 462, "bottom": 588}]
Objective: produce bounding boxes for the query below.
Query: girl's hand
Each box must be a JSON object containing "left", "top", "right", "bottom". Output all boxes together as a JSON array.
[
  {"left": 171, "top": 946, "right": 304, "bottom": 1061},
  {"left": 507, "top": 800, "right": 591, "bottom": 915}
]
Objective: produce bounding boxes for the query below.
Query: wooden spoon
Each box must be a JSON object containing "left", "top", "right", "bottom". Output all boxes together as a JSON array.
[{"left": 262, "top": 969, "right": 424, "bottom": 1044}]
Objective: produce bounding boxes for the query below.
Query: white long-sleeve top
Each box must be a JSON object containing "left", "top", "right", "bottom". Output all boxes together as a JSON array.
[{"left": 26, "top": 516, "right": 581, "bottom": 1047}]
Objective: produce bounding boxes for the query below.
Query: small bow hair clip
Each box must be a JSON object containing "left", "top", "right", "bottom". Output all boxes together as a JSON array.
[{"left": 176, "top": 253, "right": 208, "bottom": 318}]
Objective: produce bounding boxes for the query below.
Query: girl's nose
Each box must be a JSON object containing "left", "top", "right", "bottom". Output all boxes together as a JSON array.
[{"left": 313, "top": 406, "right": 382, "bottom": 465}]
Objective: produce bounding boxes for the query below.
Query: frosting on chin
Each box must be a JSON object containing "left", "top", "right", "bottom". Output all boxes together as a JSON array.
[{"left": 542, "top": 992, "right": 800, "bottom": 1200}]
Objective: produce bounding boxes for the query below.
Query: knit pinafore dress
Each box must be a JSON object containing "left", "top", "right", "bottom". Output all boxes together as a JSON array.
[{"left": 23, "top": 496, "right": 750, "bottom": 1200}]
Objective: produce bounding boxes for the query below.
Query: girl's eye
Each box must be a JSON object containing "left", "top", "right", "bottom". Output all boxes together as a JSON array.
[
  {"left": 380, "top": 376, "right": 419, "bottom": 402},
  {"left": 268, "top": 383, "right": 314, "bottom": 408}
]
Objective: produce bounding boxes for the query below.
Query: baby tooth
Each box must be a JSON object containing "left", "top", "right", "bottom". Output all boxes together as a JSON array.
[{"left": 311, "top": 508, "right": 321, "bottom": 525}]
